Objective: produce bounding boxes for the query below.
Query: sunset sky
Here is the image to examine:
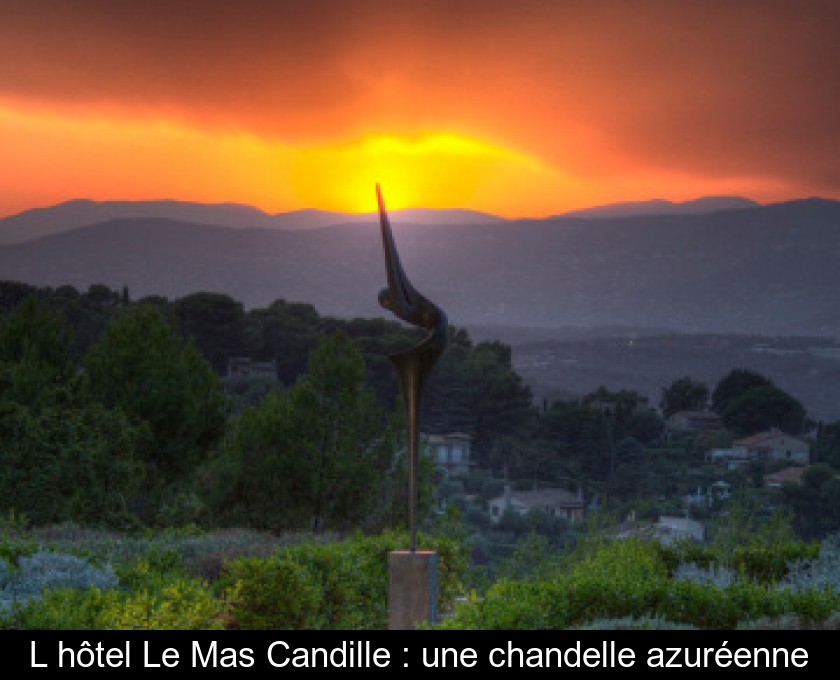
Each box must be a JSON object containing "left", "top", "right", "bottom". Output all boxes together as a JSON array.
[{"left": 1, "top": 0, "right": 838, "bottom": 218}]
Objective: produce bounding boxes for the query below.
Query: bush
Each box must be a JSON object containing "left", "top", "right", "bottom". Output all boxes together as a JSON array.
[
  {"left": 0, "top": 547, "right": 223, "bottom": 630},
  {"left": 217, "top": 529, "right": 469, "bottom": 630},
  {"left": 217, "top": 555, "right": 324, "bottom": 630},
  {"left": 434, "top": 538, "right": 840, "bottom": 630},
  {"left": 5, "top": 579, "right": 224, "bottom": 630},
  {"left": 0, "top": 550, "right": 118, "bottom": 615}
]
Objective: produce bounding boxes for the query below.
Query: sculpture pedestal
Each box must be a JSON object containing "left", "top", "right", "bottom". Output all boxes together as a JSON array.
[{"left": 388, "top": 550, "right": 438, "bottom": 630}]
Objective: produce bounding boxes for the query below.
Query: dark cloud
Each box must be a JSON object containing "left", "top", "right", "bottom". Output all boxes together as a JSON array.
[{"left": 1, "top": 0, "right": 838, "bottom": 194}]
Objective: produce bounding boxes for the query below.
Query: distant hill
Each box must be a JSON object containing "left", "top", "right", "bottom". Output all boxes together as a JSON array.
[
  {"left": 0, "top": 199, "right": 505, "bottom": 245},
  {"left": 0, "top": 197, "right": 838, "bottom": 338},
  {"left": 0, "top": 195, "right": 759, "bottom": 245},
  {"left": 556, "top": 196, "right": 760, "bottom": 220}
]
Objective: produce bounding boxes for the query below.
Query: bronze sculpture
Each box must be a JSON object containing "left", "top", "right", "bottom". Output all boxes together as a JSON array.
[{"left": 376, "top": 183, "right": 448, "bottom": 552}]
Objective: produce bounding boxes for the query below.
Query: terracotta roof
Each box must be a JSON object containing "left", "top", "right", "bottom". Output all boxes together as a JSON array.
[
  {"left": 764, "top": 465, "right": 808, "bottom": 486},
  {"left": 735, "top": 429, "right": 809, "bottom": 451},
  {"left": 735, "top": 428, "right": 785, "bottom": 447}
]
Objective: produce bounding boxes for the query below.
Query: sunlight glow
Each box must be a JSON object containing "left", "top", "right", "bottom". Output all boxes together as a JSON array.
[
  {"left": 0, "top": 99, "right": 797, "bottom": 220},
  {"left": 288, "top": 133, "right": 562, "bottom": 213},
  {"left": 0, "top": 100, "right": 567, "bottom": 217}
]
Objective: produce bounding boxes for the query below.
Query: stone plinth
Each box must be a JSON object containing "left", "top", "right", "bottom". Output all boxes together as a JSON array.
[{"left": 388, "top": 550, "right": 438, "bottom": 630}]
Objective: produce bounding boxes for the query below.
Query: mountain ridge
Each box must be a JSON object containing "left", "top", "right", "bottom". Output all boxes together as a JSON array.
[
  {"left": 0, "top": 194, "right": 774, "bottom": 245},
  {"left": 0, "top": 198, "right": 506, "bottom": 245},
  {"left": 553, "top": 195, "right": 760, "bottom": 219},
  {"left": 0, "top": 197, "right": 838, "bottom": 338}
]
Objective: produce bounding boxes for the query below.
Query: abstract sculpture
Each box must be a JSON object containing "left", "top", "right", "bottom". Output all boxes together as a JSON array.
[{"left": 376, "top": 183, "right": 448, "bottom": 552}]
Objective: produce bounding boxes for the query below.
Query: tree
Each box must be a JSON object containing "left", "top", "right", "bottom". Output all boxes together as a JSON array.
[
  {"left": 813, "top": 421, "right": 840, "bottom": 471},
  {"left": 242, "top": 299, "right": 323, "bottom": 386},
  {"left": 660, "top": 376, "right": 709, "bottom": 418},
  {"left": 0, "top": 297, "right": 144, "bottom": 527},
  {"left": 711, "top": 369, "right": 774, "bottom": 414},
  {"left": 625, "top": 409, "right": 666, "bottom": 445},
  {"left": 0, "top": 400, "right": 145, "bottom": 526},
  {"left": 0, "top": 296, "right": 77, "bottom": 418},
  {"left": 721, "top": 384, "right": 807, "bottom": 436},
  {"left": 540, "top": 398, "right": 613, "bottom": 484},
  {"left": 782, "top": 464, "right": 840, "bottom": 540},
  {"left": 172, "top": 292, "right": 245, "bottom": 374},
  {"left": 582, "top": 386, "right": 645, "bottom": 440},
  {"left": 207, "top": 332, "right": 400, "bottom": 532},
  {"left": 84, "top": 304, "right": 226, "bottom": 490},
  {"left": 466, "top": 340, "right": 538, "bottom": 464}
]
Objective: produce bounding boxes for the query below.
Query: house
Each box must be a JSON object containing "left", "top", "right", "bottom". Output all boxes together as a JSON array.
[
  {"left": 423, "top": 432, "right": 472, "bottom": 478},
  {"left": 707, "top": 429, "right": 810, "bottom": 468},
  {"left": 764, "top": 465, "right": 808, "bottom": 489},
  {"left": 734, "top": 429, "right": 810, "bottom": 465},
  {"left": 706, "top": 447, "right": 753, "bottom": 469},
  {"left": 666, "top": 410, "right": 723, "bottom": 437},
  {"left": 487, "top": 485, "right": 585, "bottom": 524}
]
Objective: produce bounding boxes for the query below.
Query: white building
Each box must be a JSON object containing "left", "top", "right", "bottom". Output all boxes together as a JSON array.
[
  {"left": 423, "top": 432, "right": 472, "bottom": 477},
  {"left": 487, "top": 485, "right": 585, "bottom": 524},
  {"left": 707, "top": 428, "right": 810, "bottom": 468}
]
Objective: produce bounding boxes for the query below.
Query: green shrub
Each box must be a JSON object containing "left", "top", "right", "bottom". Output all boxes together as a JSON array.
[
  {"left": 217, "top": 555, "right": 324, "bottom": 630},
  {"left": 657, "top": 536, "right": 820, "bottom": 584},
  {"left": 435, "top": 537, "right": 840, "bottom": 630},
  {"left": 2, "top": 587, "right": 120, "bottom": 629},
  {"left": 97, "top": 576, "right": 223, "bottom": 630},
  {"left": 217, "top": 529, "right": 469, "bottom": 630},
  {"left": 5, "top": 578, "right": 223, "bottom": 630}
]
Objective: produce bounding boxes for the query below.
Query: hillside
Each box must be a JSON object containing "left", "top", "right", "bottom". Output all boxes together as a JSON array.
[
  {"left": 505, "top": 332, "right": 840, "bottom": 424},
  {"left": 0, "top": 198, "right": 838, "bottom": 337},
  {"left": 0, "top": 199, "right": 504, "bottom": 244}
]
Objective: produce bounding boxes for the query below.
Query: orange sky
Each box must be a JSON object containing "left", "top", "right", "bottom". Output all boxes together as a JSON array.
[{"left": 1, "top": 0, "right": 838, "bottom": 218}]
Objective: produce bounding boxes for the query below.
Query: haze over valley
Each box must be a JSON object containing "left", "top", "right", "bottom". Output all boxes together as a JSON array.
[{"left": 3, "top": 194, "right": 840, "bottom": 422}]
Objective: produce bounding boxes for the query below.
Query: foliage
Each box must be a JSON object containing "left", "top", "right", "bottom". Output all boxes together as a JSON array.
[
  {"left": 539, "top": 398, "right": 613, "bottom": 484},
  {"left": 660, "top": 376, "right": 709, "bottom": 418},
  {"left": 243, "top": 299, "right": 323, "bottom": 387},
  {"left": 217, "top": 529, "right": 469, "bottom": 630},
  {"left": 84, "top": 304, "right": 226, "bottom": 496},
  {"left": 423, "top": 330, "right": 538, "bottom": 467},
  {"left": 782, "top": 464, "right": 840, "bottom": 539},
  {"left": 494, "top": 531, "right": 563, "bottom": 582},
  {"left": 217, "top": 554, "right": 324, "bottom": 629},
  {"left": 5, "top": 578, "right": 223, "bottom": 630},
  {"left": 712, "top": 368, "right": 775, "bottom": 414},
  {"left": 434, "top": 537, "right": 840, "bottom": 630},
  {"left": 0, "top": 550, "right": 118, "bottom": 620},
  {"left": 206, "top": 332, "right": 399, "bottom": 532},
  {"left": 172, "top": 292, "right": 245, "bottom": 374},
  {"left": 722, "top": 384, "right": 807, "bottom": 436},
  {"left": 0, "top": 298, "right": 145, "bottom": 528},
  {"left": 2, "top": 547, "right": 223, "bottom": 630},
  {"left": 625, "top": 409, "right": 666, "bottom": 445},
  {"left": 660, "top": 503, "right": 820, "bottom": 584},
  {"left": 781, "top": 531, "right": 840, "bottom": 593},
  {"left": 0, "top": 296, "right": 75, "bottom": 402},
  {"left": 0, "top": 525, "right": 837, "bottom": 631},
  {"left": 813, "top": 420, "right": 840, "bottom": 471}
]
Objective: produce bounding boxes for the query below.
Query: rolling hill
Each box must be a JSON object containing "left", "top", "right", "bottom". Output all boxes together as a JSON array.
[{"left": 0, "top": 197, "right": 838, "bottom": 338}]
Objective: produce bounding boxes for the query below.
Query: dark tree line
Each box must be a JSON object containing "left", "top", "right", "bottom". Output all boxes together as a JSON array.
[
  {"left": 0, "top": 281, "right": 537, "bottom": 531},
  {"left": 1, "top": 280, "right": 837, "bottom": 539}
]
